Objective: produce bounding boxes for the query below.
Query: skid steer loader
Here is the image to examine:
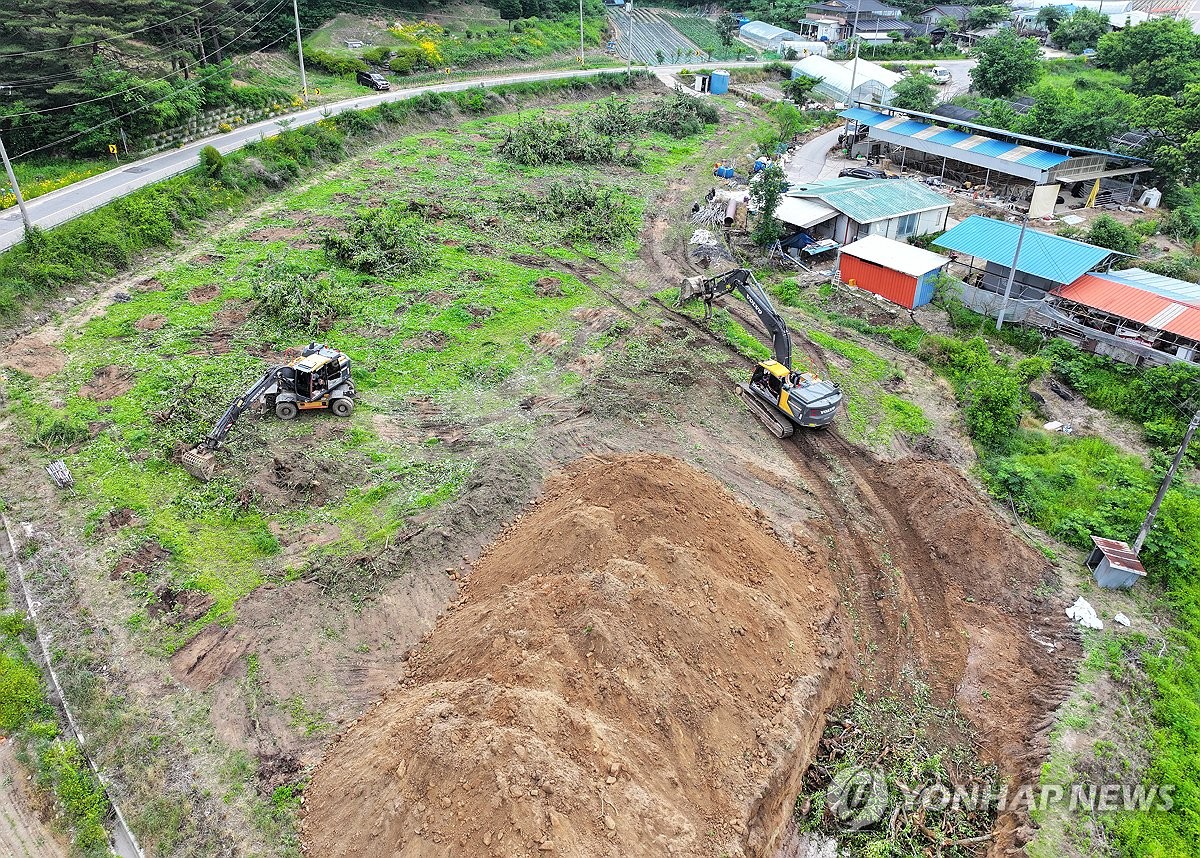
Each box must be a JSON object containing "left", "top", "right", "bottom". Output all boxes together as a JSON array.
[{"left": 182, "top": 343, "right": 356, "bottom": 481}]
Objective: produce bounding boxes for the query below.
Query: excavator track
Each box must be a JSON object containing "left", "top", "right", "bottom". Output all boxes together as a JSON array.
[{"left": 736, "top": 383, "right": 794, "bottom": 439}]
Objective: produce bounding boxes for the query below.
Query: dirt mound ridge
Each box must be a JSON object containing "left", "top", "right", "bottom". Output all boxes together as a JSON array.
[{"left": 302, "top": 453, "right": 849, "bottom": 858}]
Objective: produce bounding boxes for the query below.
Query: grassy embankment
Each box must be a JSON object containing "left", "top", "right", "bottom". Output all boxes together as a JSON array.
[{"left": 1, "top": 83, "right": 717, "bottom": 662}]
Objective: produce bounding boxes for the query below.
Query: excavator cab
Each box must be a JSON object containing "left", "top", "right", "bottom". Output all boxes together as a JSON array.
[{"left": 181, "top": 344, "right": 356, "bottom": 481}]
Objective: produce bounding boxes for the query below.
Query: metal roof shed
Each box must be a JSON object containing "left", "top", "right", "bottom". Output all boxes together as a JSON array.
[
  {"left": 1087, "top": 536, "right": 1147, "bottom": 589},
  {"left": 839, "top": 234, "right": 949, "bottom": 308},
  {"left": 934, "top": 216, "right": 1116, "bottom": 285},
  {"left": 789, "top": 177, "right": 950, "bottom": 224}
]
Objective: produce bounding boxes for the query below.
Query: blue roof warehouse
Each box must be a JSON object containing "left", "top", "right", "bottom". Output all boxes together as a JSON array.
[{"left": 841, "top": 105, "right": 1151, "bottom": 216}]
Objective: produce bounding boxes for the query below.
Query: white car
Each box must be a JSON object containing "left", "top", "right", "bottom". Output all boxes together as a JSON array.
[{"left": 930, "top": 67, "right": 952, "bottom": 85}]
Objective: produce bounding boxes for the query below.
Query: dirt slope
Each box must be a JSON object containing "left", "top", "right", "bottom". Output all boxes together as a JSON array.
[
  {"left": 302, "top": 445, "right": 1078, "bottom": 858},
  {"left": 302, "top": 453, "right": 851, "bottom": 857}
]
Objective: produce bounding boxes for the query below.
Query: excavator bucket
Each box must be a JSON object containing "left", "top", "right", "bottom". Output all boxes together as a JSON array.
[{"left": 182, "top": 447, "right": 216, "bottom": 482}]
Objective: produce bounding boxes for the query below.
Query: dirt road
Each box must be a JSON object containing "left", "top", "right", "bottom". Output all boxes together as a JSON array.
[{"left": 0, "top": 739, "right": 65, "bottom": 858}]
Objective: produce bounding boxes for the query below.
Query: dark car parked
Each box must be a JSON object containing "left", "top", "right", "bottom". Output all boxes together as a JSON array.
[
  {"left": 356, "top": 71, "right": 390, "bottom": 91},
  {"left": 838, "top": 166, "right": 891, "bottom": 180}
]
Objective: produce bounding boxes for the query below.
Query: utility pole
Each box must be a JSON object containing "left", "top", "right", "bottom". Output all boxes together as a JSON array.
[
  {"left": 995, "top": 216, "right": 1028, "bottom": 331},
  {"left": 1132, "top": 408, "right": 1200, "bottom": 554},
  {"left": 626, "top": 0, "right": 635, "bottom": 72},
  {"left": 292, "top": 0, "right": 308, "bottom": 102},
  {"left": 0, "top": 134, "right": 32, "bottom": 234},
  {"left": 579, "top": 0, "right": 586, "bottom": 66},
  {"left": 848, "top": 2, "right": 863, "bottom": 104}
]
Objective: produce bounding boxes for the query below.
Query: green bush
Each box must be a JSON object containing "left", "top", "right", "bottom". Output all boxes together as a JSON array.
[
  {"left": 644, "top": 90, "right": 718, "bottom": 137},
  {"left": 323, "top": 207, "right": 436, "bottom": 276},
  {"left": 199, "top": 145, "right": 224, "bottom": 178},
  {"left": 1086, "top": 214, "right": 1143, "bottom": 255},
  {"left": 302, "top": 47, "right": 368, "bottom": 76},
  {"left": 361, "top": 45, "right": 392, "bottom": 65},
  {"left": 542, "top": 181, "right": 640, "bottom": 244},
  {"left": 498, "top": 116, "right": 613, "bottom": 165},
  {"left": 252, "top": 257, "right": 354, "bottom": 335}
]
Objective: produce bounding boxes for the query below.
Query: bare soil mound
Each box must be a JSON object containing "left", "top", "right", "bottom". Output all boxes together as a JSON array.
[
  {"left": 80, "top": 365, "right": 134, "bottom": 400},
  {"left": 0, "top": 334, "right": 65, "bottom": 378},
  {"left": 302, "top": 453, "right": 849, "bottom": 858}
]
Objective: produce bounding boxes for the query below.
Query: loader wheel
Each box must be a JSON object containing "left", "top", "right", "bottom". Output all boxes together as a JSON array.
[
  {"left": 331, "top": 398, "right": 354, "bottom": 417},
  {"left": 276, "top": 401, "right": 298, "bottom": 420}
]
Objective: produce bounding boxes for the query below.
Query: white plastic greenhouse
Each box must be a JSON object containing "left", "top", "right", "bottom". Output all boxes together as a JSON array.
[{"left": 791, "top": 55, "right": 901, "bottom": 106}]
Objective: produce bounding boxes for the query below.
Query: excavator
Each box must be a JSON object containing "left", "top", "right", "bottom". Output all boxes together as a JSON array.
[
  {"left": 680, "top": 268, "right": 842, "bottom": 438},
  {"left": 182, "top": 343, "right": 356, "bottom": 481}
]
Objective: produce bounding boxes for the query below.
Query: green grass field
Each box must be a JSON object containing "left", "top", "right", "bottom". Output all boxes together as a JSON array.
[{"left": 6, "top": 97, "right": 713, "bottom": 654}]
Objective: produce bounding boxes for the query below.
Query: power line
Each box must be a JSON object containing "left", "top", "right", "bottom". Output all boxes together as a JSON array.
[
  {"left": 0, "top": 0, "right": 282, "bottom": 89},
  {"left": 12, "top": 28, "right": 295, "bottom": 159},
  {"left": 3, "top": 0, "right": 289, "bottom": 119},
  {"left": 4, "top": 0, "right": 232, "bottom": 57}
]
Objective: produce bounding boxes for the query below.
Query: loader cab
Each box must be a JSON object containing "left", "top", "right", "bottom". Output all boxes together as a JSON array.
[{"left": 291, "top": 352, "right": 344, "bottom": 401}]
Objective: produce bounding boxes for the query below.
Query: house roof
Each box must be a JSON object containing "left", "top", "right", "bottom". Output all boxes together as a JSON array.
[
  {"left": 1054, "top": 272, "right": 1200, "bottom": 340},
  {"left": 788, "top": 177, "right": 951, "bottom": 224},
  {"left": 808, "top": 0, "right": 902, "bottom": 13},
  {"left": 934, "top": 216, "right": 1116, "bottom": 284},
  {"left": 932, "top": 104, "right": 981, "bottom": 122},
  {"left": 854, "top": 15, "right": 912, "bottom": 31},
  {"left": 1086, "top": 267, "right": 1200, "bottom": 307},
  {"left": 921, "top": 4, "right": 971, "bottom": 16},
  {"left": 841, "top": 234, "right": 950, "bottom": 277},
  {"left": 774, "top": 196, "right": 839, "bottom": 228},
  {"left": 739, "top": 21, "right": 800, "bottom": 40},
  {"left": 842, "top": 107, "right": 1073, "bottom": 171}
]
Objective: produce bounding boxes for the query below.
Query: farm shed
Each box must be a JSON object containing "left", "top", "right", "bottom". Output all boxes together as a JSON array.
[
  {"left": 1045, "top": 268, "right": 1200, "bottom": 365},
  {"left": 840, "top": 105, "right": 1151, "bottom": 209},
  {"left": 784, "top": 177, "right": 951, "bottom": 246},
  {"left": 739, "top": 21, "right": 801, "bottom": 50},
  {"left": 935, "top": 215, "right": 1118, "bottom": 302},
  {"left": 838, "top": 234, "right": 949, "bottom": 308}
]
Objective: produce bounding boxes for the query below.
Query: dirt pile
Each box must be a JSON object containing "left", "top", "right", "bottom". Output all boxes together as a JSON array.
[{"left": 302, "top": 453, "right": 849, "bottom": 858}]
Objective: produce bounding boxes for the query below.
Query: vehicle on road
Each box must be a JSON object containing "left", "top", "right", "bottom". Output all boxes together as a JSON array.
[
  {"left": 930, "top": 66, "right": 952, "bottom": 84},
  {"left": 838, "top": 166, "right": 892, "bottom": 180},
  {"left": 356, "top": 71, "right": 391, "bottom": 91}
]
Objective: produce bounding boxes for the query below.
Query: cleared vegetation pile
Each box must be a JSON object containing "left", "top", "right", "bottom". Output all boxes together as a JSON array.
[{"left": 303, "top": 453, "right": 849, "bottom": 858}]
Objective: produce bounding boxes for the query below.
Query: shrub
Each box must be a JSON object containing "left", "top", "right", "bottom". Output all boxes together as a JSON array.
[
  {"left": 252, "top": 257, "right": 354, "bottom": 334},
  {"left": 302, "top": 48, "right": 368, "bottom": 76},
  {"left": 588, "top": 96, "right": 644, "bottom": 138},
  {"left": 1086, "top": 214, "right": 1142, "bottom": 255},
  {"left": 542, "top": 181, "right": 640, "bottom": 244},
  {"left": 644, "top": 90, "right": 718, "bottom": 137},
  {"left": 498, "top": 117, "right": 613, "bottom": 165},
  {"left": 323, "top": 207, "right": 436, "bottom": 276},
  {"left": 361, "top": 46, "right": 392, "bottom": 65},
  {"left": 199, "top": 145, "right": 224, "bottom": 178}
]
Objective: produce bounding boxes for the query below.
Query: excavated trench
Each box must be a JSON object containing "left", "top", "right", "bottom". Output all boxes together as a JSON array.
[{"left": 300, "top": 449, "right": 1077, "bottom": 858}]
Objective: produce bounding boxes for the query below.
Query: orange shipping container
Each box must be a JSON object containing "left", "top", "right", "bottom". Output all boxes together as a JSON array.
[{"left": 840, "top": 254, "right": 920, "bottom": 308}]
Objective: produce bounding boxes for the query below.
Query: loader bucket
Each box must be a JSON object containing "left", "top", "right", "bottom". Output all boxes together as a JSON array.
[{"left": 182, "top": 448, "right": 216, "bottom": 482}]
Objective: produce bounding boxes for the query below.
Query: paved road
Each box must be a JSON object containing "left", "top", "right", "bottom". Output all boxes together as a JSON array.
[
  {"left": 785, "top": 126, "right": 842, "bottom": 184},
  {"left": 0, "top": 62, "right": 766, "bottom": 254}
]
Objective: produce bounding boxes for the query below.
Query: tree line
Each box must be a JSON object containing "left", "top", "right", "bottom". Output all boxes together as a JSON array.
[{"left": 0, "top": 0, "right": 430, "bottom": 155}]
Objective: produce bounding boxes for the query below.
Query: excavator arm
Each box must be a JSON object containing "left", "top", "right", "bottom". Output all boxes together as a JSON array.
[
  {"left": 197, "top": 367, "right": 282, "bottom": 453},
  {"left": 682, "top": 268, "right": 792, "bottom": 369},
  {"left": 679, "top": 267, "right": 842, "bottom": 435}
]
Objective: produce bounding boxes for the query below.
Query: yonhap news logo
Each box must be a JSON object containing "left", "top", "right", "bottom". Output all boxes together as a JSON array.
[{"left": 822, "top": 768, "right": 1175, "bottom": 829}]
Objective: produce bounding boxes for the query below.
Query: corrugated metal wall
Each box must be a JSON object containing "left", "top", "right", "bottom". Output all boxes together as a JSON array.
[{"left": 840, "top": 255, "right": 918, "bottom": 308}]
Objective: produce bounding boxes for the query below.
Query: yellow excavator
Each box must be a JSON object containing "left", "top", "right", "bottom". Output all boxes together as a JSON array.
[
  {"left": 182, "top": 343, "right": 356, "bottom": 481},
  {"left": 681, "top": 268, "right": 842, "bottom": 437}
]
